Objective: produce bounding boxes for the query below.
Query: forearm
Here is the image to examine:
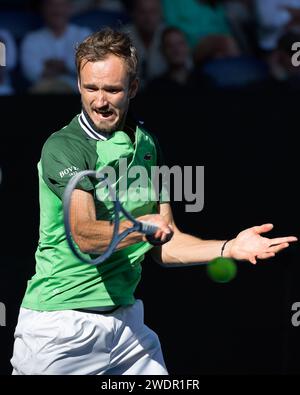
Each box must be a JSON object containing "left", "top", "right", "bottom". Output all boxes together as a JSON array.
[
  {"left": 74, "top": 219, "right": 144, "bottom": 254},
  {"left": 69, "top": 190, "right": 173, "bottom": 255},
  {"left": 161, "top": 232, "right": 232, "bottom": 265},
  {"left": 154, "top": 204, "right": 297, "bottom": 266}
]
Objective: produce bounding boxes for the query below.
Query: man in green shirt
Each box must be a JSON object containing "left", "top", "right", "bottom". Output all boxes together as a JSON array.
[{"left": 11, "top": 28, "right": 297, "bottom": 375}]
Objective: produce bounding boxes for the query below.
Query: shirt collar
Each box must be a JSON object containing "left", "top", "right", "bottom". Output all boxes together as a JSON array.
[
  {"left": 78, "top": 109, "right": 141, "bottom": 142},
  {"left": 78, "top": 109, "right": 110, "bottom": 141}
]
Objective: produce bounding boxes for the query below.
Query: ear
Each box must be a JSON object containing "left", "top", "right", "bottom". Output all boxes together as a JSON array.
[
  {"left": 129, "top": 78, "right": 139, "bottom": 99},
  {"left": 77, "top": 78, "right": 81, "bottom": 94}
]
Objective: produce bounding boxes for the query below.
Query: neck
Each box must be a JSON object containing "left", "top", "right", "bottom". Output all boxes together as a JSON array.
[{"left": 81, "top": 107, "right": 129, "bottom": 140}]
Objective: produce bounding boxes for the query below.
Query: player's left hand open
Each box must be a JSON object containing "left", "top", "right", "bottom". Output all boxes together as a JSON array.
[{"left": 224, "top": 224, "right": 298, "bottom": 264}]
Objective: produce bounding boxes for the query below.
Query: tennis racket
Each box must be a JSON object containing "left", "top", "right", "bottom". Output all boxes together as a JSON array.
[{"left": 63, "top": 170, "right": 172, "bottom": 265}]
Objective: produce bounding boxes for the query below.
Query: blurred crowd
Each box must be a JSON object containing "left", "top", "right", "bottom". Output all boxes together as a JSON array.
[{"left": 1, "top": 0, "right": 300, "bottom": 95}]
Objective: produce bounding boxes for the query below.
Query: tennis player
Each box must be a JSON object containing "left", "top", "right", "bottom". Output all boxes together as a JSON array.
[{"left": 11, "top": 28, "right": 297, "bottom": 375}]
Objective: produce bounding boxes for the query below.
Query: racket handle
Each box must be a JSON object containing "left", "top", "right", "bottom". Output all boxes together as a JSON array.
[
  {"left": 139, "top": 221, "right": 173, "bottom": 246},
  {"left": 139, "top": 221, "right": 159, "bottom": 235}
]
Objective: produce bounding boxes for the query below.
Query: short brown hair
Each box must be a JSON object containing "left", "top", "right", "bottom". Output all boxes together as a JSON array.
[{"left": 75, "top": 28, "right": 138, "bottom": 82}]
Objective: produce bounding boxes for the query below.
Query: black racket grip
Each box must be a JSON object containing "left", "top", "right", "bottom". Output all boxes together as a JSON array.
[
  {"left": 139, "top": 221, "right": 173, "bottom": 246},
  {"left": 146, "top": 231, "right": 173, "bottom": 246}
]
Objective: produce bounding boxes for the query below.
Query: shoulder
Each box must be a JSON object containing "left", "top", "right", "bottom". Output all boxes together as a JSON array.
[
  {"left": 41, "top": 131, "right": 70, "bottom": 161},
  {"left": 126, "top": 114, "right": 159, "bottom": 142},
  {"left": 136, "top": 121, "right": 163, "bottom": 159},
  {"left": 134, "top": 119, "right": 165, "bottom": 165},
  {"left": 41, "top": 117, "right": 84, "bottom": 157},
  {"left": 137, "top": 120, "right": 159, "bottom": 141}
]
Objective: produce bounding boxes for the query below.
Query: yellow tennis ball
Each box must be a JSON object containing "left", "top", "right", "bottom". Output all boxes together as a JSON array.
[{"left": 206, "top": 257, "right": 237, "bottom": 283}]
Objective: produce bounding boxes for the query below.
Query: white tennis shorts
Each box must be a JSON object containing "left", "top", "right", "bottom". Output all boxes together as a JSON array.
[{"left": 11, "top": 299, "right": 168, "bottom": 375}]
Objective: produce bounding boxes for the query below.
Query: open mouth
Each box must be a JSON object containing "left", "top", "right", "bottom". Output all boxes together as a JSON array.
[{"left": 95, "top": 109, "right": 114, "bottom": 119}]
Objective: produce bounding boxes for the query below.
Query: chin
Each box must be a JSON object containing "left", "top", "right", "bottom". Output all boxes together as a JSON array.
[{"left": 96, "top": 120, "right": 120, "bottom": 134}]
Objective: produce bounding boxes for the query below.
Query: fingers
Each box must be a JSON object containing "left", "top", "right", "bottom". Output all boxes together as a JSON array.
[
  {"left": 153, "top": 222, "right": 172, "bottom": 242},
  {"left": 154, "top": 228, "right": 170, "bottom": 242},
  {"left": 253, "top": 223, "right": 274, "bottom": 234},
  {"left": 146, "top": 230, "right": 173, "bottom": 246},
  {"left": 267, "top": 242, "right": 290, "bottom": 254},
  {"left": 140, "top": 214, "right": 173, "bottom": 244},
  {"left": 249, "top": 251, "right": 277, "bottom": 264},
  {"left": 256, "top": 252, "right": 275, "bottom": 260},
  {"left": 253, "top": 224, "right": 298, "bottom": 242},
  {"left": 269, "top": 236, "right": 298, "bottom": 245},
  {"left": 156, "top": 226, "right": 174, "bottom": 243},
  {"left": 250, "top": 242, "right": 292, "bottom": 264},
  {"left": 141, "top": 214, "right": 172, "bottom": 235},
  {"left": 249, "top": 256, "right": 257, "bottom": 265}
]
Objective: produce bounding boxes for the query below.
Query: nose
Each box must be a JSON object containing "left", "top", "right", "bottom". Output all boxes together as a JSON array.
[{"left": 94, "top": 90, "right": 108, "bottom": 108}]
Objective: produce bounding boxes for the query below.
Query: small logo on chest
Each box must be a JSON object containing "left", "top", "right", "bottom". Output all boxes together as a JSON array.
[{"left": 144, "top": 153, "right": 152, "bottom": 161}]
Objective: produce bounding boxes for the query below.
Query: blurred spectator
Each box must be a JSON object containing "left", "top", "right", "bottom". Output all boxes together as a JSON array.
[
  {"left": 223, "top": 0, "right": 256, "bottom": 53},
  {"left": 0, "top": 29, "right": 17, "bottom": 95},
  {"left": 146, "top": 27, "right": 194, "bottom": 93},
  {"left": 20, "top": 0, "right": 91, "bottom": 93},
  {"left": 161, "top": 0, "right": 233, "bottom": 50},
  {"left": 194, "top": 34, "right": 240, "bottom": 65},
  {"left": 254, "top": 0, "right": 300, "bottom": 52},
  {"left": 71, "top": 0, "right": 126, "bottom": 14},
  {"left": 192, "top": 34, "right": 270, "bottom": 89},
  {"left": 122, "top": 0, "right": 167, "bottom": 88}
]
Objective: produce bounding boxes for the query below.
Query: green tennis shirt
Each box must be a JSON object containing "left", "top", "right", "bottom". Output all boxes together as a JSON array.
[{"left": 21, "top": 114, "right": 163, "bottom": 311}]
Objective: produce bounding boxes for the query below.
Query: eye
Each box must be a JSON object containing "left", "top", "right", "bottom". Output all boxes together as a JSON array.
[
  {"left": 87, "top": 87, "right": 97, "bottom": 92},
  {"left": 107, "top": 88, "right": 122, "bottom": 94}
]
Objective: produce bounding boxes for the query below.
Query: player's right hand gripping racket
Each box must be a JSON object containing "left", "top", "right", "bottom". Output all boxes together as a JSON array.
[{"left": 63, "top": 170, "right": 172, "bottom": 265}]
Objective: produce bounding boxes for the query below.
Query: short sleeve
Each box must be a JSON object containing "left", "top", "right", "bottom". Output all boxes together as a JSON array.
[{"left": 41, "top": 135, "right": 94, "bottom": 199}]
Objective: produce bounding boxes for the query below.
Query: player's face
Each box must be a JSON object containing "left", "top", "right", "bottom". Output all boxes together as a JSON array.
[{"left": 78, "top": 55, "right": 138, "bottom": 133}]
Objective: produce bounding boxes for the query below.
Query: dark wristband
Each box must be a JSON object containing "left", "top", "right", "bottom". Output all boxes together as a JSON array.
[{"left": 221, "top": 240, "right": 230, "bottom": 257}]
